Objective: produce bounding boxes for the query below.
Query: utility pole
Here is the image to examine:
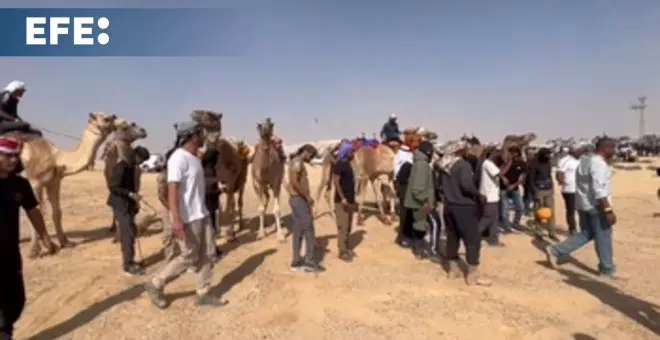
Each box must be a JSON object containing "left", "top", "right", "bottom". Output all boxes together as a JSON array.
[{"left": 631, "top": 96, "right": 648, "bottom": 138}]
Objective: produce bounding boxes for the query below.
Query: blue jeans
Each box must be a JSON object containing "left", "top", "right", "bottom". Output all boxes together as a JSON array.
[
  {"left": 500, "top": 190, "right": 523, "bottom": 230},
  {"left": 552, "top": 209, "right": 615, "bottom": 275}
]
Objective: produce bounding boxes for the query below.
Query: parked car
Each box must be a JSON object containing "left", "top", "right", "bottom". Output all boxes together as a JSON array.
[{"left": 140, "top": 154, "right": 165, "bottom": 172}]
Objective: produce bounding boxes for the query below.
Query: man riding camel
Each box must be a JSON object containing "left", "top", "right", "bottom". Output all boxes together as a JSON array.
[
  {"left": 380, "top": 113, "right": 401, "bottom": 144},
  {"left": 0, "top": 81, "right": 42, "bottom": 137}
]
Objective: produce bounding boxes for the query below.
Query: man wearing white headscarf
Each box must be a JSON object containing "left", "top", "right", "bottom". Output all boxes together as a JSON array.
[{"left": 0, "top": 81, "right": 42, "bottom": 137}]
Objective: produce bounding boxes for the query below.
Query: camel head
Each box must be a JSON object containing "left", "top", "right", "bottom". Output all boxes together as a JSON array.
[
  {"left": 191, "top": 109, "right": 222, "bottom": 133},
  {"left": 257, "top": 117, "right": 274, "bottom": 140},
  {"left": 522, "top": 132, "right": 537, "bottom": 144},
  {"left": 88, "top": 112, "right": 117, "bottom": 136},
  {"left": 114, "top": 120, "right": 148, "bottom": 142},
  {"left": 420, "top": 129, "right": 438, "bottom": 142}
]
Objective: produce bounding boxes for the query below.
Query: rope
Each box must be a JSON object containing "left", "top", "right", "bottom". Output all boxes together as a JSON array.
[{"left": 33, "top": 125, "right": 81, "bottom": 141}]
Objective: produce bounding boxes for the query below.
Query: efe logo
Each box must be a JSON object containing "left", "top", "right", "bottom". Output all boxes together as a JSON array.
[{"left": 26, "top": 17, "right": 110, "bottom": 46}]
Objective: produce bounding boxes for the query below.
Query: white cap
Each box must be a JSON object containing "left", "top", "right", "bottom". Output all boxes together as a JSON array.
[
  {"left": 389, "top": 113, "right": 397, "bottom": 119},
  {"left": 4, "top": 80, "right": 25, "bottom": 92}
]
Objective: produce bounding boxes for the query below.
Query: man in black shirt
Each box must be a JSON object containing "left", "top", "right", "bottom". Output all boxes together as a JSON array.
[
  {"left": 500, "top": 147, "right": 526, "bottom": 231},
  {"left": 0, "top": 137, "right": 57, "bottom": 339},
  {"left": 333, "top": 143, "right": 356, "bottom": 262},
  {"left": 201, "top": 148, "right": 223, "bottom": 259},
  {"left": 107, "top": 146, "right": 145, "bottom": 276}
]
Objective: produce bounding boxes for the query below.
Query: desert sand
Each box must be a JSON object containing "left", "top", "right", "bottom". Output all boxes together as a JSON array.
[{"left": 14, "top": 163, "right": 660, "bottom": 340}]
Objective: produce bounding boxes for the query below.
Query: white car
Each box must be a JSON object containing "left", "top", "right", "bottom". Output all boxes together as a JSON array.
[{"left": 140, "top": 154, "right": 165, "bottom": 172}]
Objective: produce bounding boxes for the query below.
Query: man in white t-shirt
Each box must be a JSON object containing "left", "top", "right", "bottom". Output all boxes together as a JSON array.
[
  {"left": 478, "top": 148, "right": 511, "bottom": 247},
  {"left": 145, "top": 121, "right": 227, "bottom": 309},
  {"left": 556, "top": 144, "right": 584, "bottom": 235}
]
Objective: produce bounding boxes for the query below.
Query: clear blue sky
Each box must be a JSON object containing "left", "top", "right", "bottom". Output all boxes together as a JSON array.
[{"left": 2, "top": 0, "right": 660, "bottom": 152}]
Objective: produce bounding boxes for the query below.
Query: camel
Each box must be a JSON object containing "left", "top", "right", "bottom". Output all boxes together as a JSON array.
[
  {"left": 314, "top": 127, "right": 438, "bottom": 222},
  {"left": 189, "top": 110, "right": 251, "bottom": 241},
  {"left": 251, "top": 117, "right": 286, "bottom": 240},
  {"left": 208, "top": 136, "right": 251, "bottom": 241},
  {"left": 501, "top": 132, "right": 537, "bottom": 160},
  {"left": 22, "top": 112, "right": 119, "bottom": 257},
  {"left": 100, "top": 120, "right": 148, "bottom": 240}
]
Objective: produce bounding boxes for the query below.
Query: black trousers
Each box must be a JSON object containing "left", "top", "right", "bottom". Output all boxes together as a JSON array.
[
  {"left": 443, "top": 204, "right": 481, "bottom": 266},
  {"left": 206, "top": 193, "right": 220, "bottom": 232},
  {"left": 561, "top": 193, "right": 577, "bottom": 233},
  {"left": 0, "top": 272, "right": 25, "bottom": 339},
  {"left": 112, "top": 207, "right": 137, "bottom": 269},
  {"left": 396, "top": 183, "right": 414, "bottom": 241}
]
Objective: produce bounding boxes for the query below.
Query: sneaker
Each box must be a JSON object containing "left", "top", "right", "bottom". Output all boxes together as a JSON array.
[
  {"left": 144, "top": 281, "right": 168, "bottom": 309},
  {"left": 215, "top": 247, "right": 224, "bottom": 259},
  {"left": 466, "top": 265, "right": 492, "bottom": 287},
  {"left": 545, "top": 245, "right": 558, "bottom": 269},
  {"left": 487, "top": 242, "right": 506, "bottom": 248},
  {"left": 303, "top": 262, "right": 326, "bottom": 273},
  {"left": 196, "top": 294, "right": 228, "bottom": 307},
  {"left": 447, "top": 260, "right": 462, "bottom": 279},
  {"left": 122, "top": 263, "right": 145, "bottom": 277},
  {"left": 290, "top": 260, "right": 304, "bottom": 272},
  {"left": 338, "top": 252, "right": 353, "bottom": 262},
  {"left": 600, "top": 272, "right": 629, "bottom": 283}
]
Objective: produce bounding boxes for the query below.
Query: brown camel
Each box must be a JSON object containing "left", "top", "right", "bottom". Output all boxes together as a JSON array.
[
  {"left": 22, "top": 112, "right": 119, "bottom": 257},
  {"left": 101, "top": 120, "right": 148, "bottom": 240},
  {"left": 189, "top": 110, "right": 251, "bottom": 241},
  {"left": 208, "top": 137, "right": 250, "bottom": 241},
  {"left": 315, "top": 141, "right": 396, "bottom": 224},
  {"left": 501, "top": 132, "right": 537, "bottom": 159},
  {"left": 314, "top": 128, "right": 437, "bottom": 221},
  {"left": 251, "top": 117, "right": 285, "bottom": 240}
]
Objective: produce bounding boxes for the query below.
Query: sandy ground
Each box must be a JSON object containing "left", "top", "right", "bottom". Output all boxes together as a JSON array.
[{"left": 14, "top": 163, "right": 660, "bottom": 340}]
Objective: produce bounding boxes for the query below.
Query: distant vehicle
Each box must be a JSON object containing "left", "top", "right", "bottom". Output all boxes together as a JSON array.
[{"left": 140, "top": 154, "right": 165, "bottom": 172}]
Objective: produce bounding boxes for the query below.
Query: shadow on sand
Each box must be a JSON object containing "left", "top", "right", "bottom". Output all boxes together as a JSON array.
[
  {"left": 558, "top": 268, "right": 660, "bottom": 337},
  {"left": 26, "top": 249, "right": 278, "bottom": 339},
  {"left": 167, "top": 248, "right": 278, "bottom": 304},
  {"left": 25, "top": 284, "right": 145, "bottom": 340},
  {"left": 532, "top": 238, "right": 660, "bottom": 336}
]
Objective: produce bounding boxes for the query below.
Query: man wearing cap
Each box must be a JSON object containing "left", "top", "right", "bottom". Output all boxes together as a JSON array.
[
  {"left": 379, "top": 113, "right": 401, "bottom": 143},
  {"left": 0, "top": 137, "right": 57, "bottom": 339},
  {"left": 556, "top": 144, "right": 584, "bottom": 235},
  {"left": 144, "top": 121, "right": 226, "bottom": 309},
  {"left": 0, "top": 81, "right": 42, "bottom": 137}
]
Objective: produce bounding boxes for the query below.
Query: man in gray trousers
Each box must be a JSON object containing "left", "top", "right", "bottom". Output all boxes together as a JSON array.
[
  {"left": 144, "top": 121, "right": 227, "bottom": 309},
  {"left": 287, "top": 144, "right": 325, "bottom": 273}
]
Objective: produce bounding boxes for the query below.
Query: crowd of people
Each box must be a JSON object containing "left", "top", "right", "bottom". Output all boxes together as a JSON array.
[{"left": 0, "top": 87, "right": 622, "bottom": 337}]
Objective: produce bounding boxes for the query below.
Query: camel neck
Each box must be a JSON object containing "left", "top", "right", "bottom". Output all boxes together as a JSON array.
[{"left": 57, "top": 126, "right": 107, "bottom": 177}]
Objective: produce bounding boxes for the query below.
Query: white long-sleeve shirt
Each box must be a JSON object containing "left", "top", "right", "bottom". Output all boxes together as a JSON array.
[{"left": 393, "top": 146, "right": 414, "bottom": 178}]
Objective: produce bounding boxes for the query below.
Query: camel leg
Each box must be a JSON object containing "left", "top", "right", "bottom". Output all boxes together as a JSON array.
[
  {"left": 28, "top": 184, "right": 45, "bottom": 259},
  {"left": 46, "top": 179, "right": 75, "bottom": 248},
  {"left": 237, "top": 186, "right": 245, "bottom": 231},
  {"left": 224, "top": 192, "right": 237, "bottom": 242},
  {"left": 356, "top": 178, "right": 368, "bottom": 226},
  {"left": 324, "top": 184, "right": 335, "bottom": 220},
  {"left": 255, "top": 183, "right": 269, "bottom": 239},
  {"left": 272, "top": 190, "right": 285, "bottom": 242},
  {"left": 372, "top": 178, "right": 391, "bottom": 225}
]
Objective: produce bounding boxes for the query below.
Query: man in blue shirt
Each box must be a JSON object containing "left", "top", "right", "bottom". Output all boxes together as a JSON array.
[
  {"left": 545, "top": 138, "right": 621, "bottom": 279},
  {"left": 379, "top": 113, "right": 401, "bottom": 143}
]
